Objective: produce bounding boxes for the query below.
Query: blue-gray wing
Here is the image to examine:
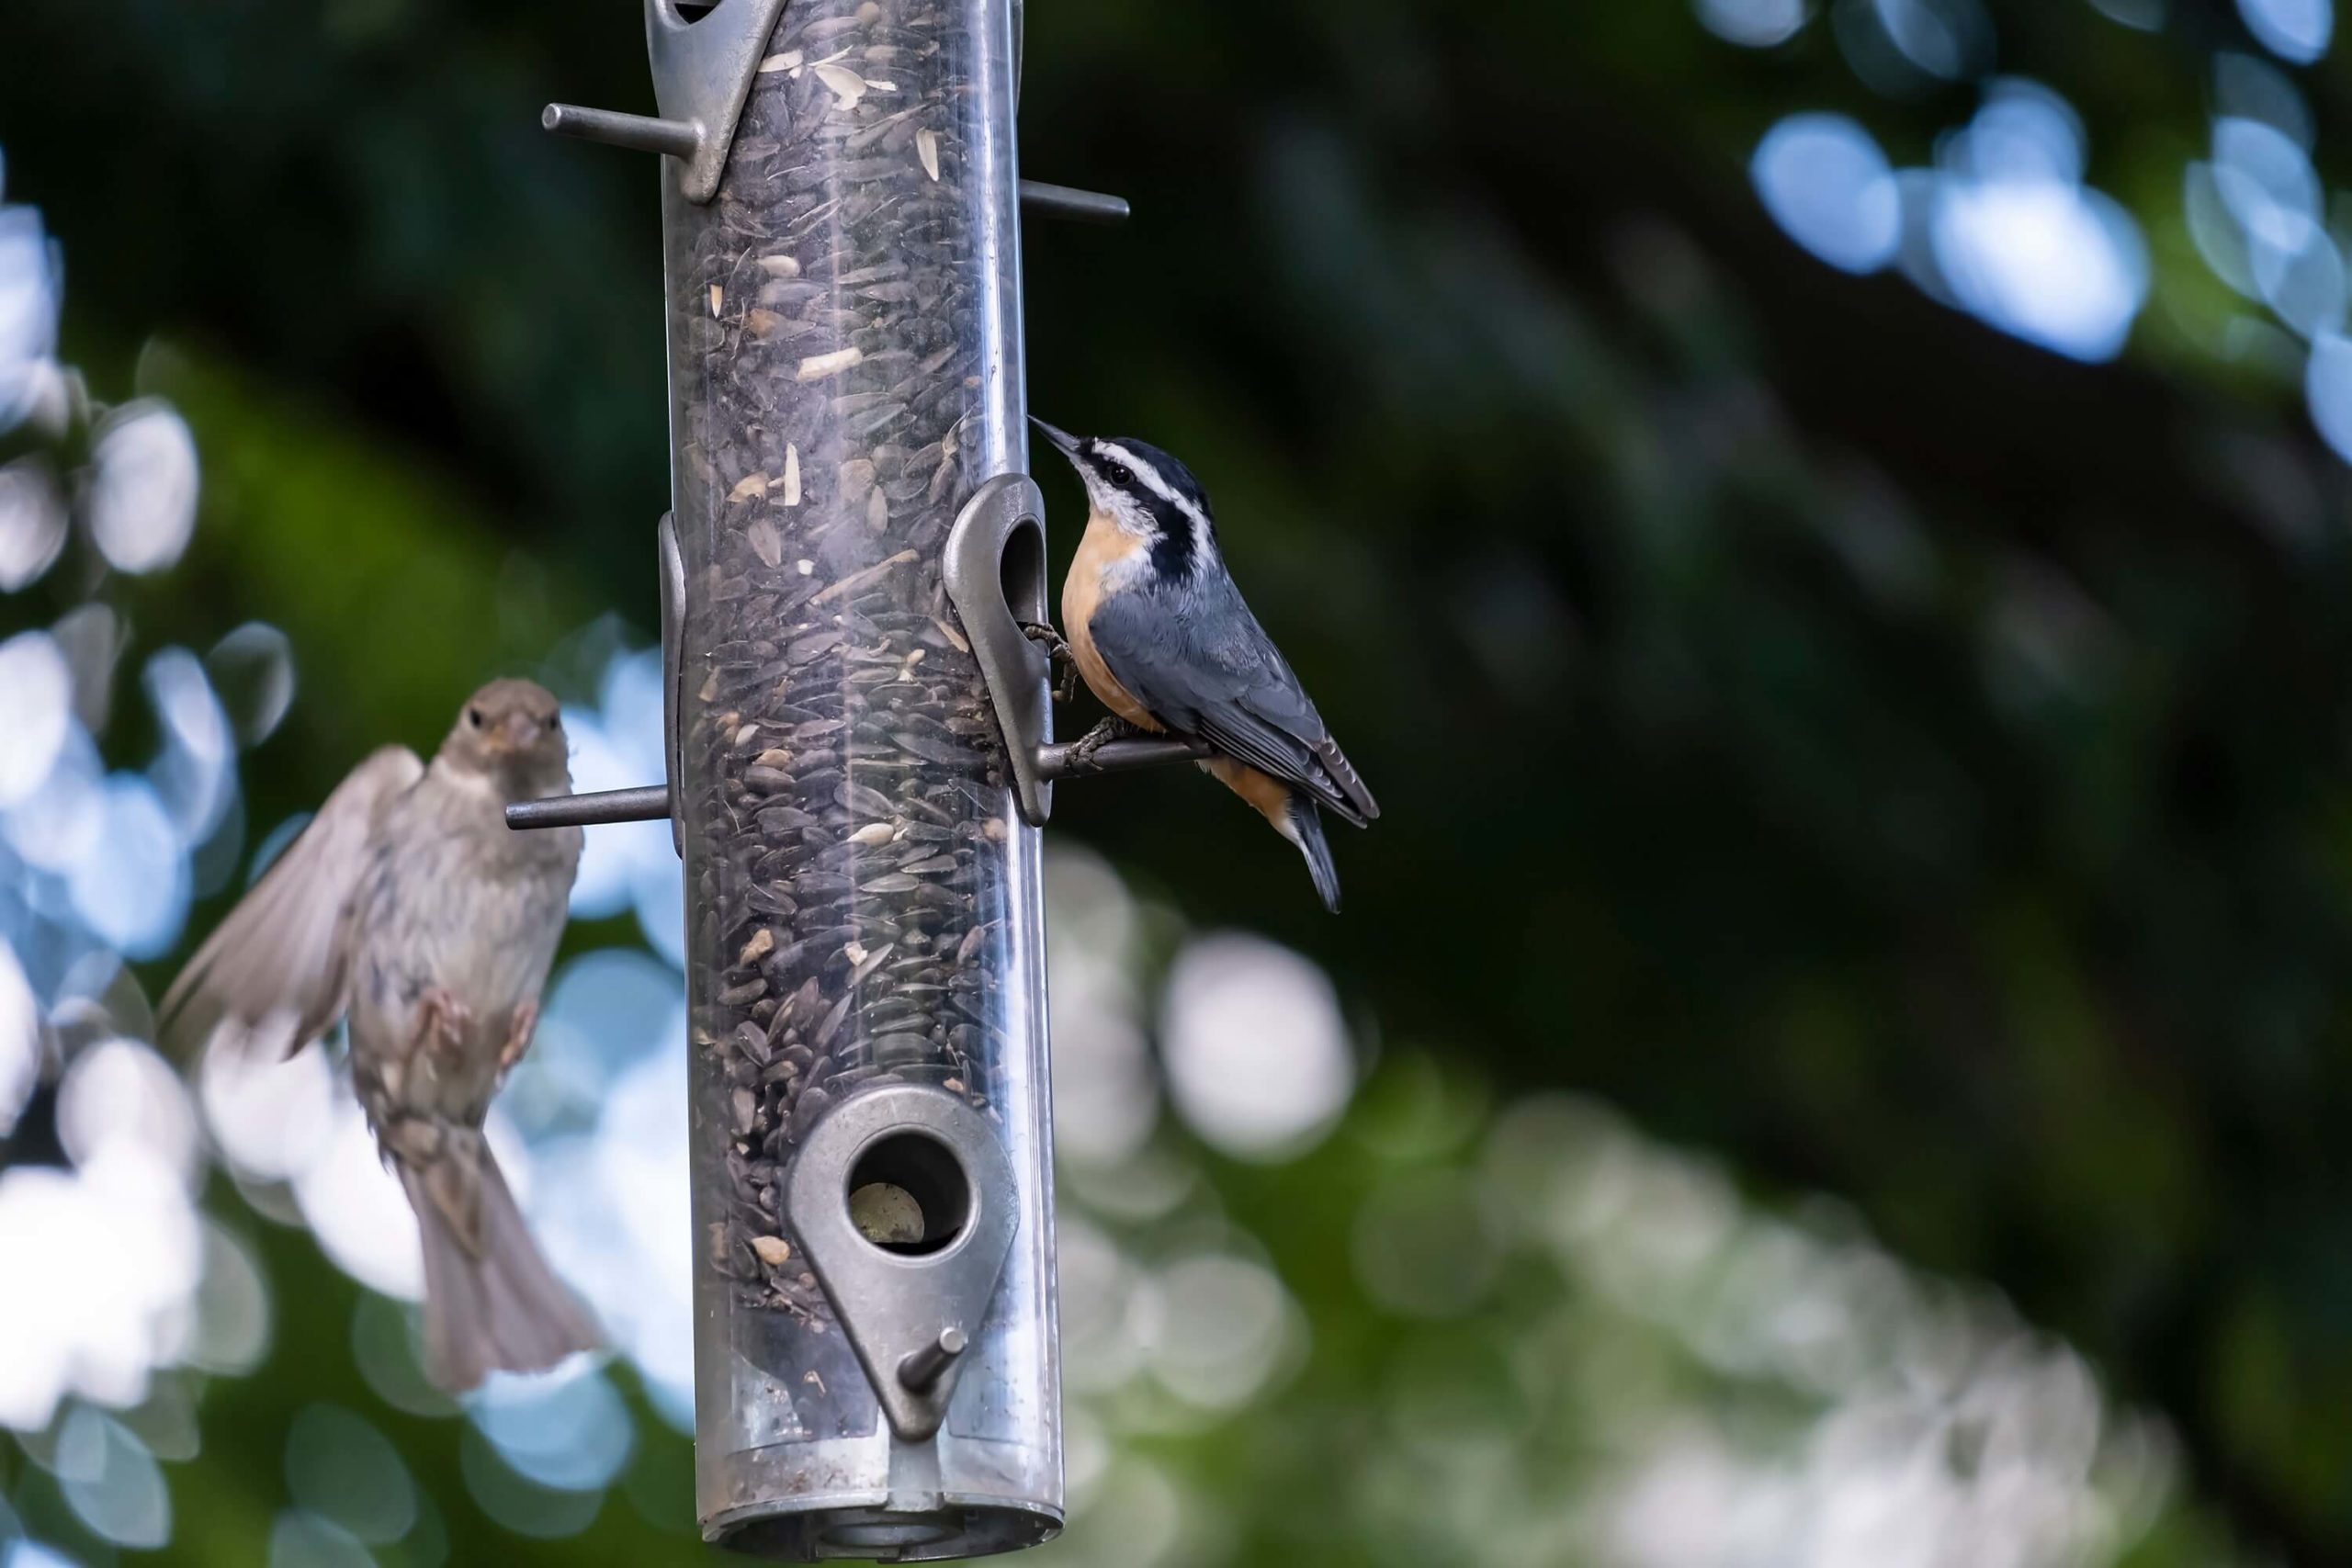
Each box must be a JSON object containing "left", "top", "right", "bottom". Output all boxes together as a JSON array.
[{"left": 1090, "top": 581, "right": 1378, "bottom": 826}]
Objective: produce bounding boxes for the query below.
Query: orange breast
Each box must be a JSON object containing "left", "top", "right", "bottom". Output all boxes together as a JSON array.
[{"left": 1063, "top": 517, "right": 1163, "bottom": 732}]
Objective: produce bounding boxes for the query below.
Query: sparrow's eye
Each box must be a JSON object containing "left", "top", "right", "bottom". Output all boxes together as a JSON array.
[
  {"left": 1103, "top": 462, "right": 1134, "bottom": 488},
  {"left": 468, "top": 707, "right": 485, "bottom": 728},
  {"left": 547, "top": 712, "right": 562, "bottom": 730}
]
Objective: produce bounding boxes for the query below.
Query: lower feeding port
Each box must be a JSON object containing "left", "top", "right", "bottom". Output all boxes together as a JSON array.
[
  {"left": 698, "top": 1079, "right": 1054, "bottom": 1561},
  {"left": 786, "top": 1086, "right": 1019, "bottom": 1444}
]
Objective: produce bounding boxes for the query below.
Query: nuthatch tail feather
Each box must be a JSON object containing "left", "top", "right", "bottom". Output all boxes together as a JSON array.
[{"left": 1033, "top": 419, "right": 1377, "bottom": 911}]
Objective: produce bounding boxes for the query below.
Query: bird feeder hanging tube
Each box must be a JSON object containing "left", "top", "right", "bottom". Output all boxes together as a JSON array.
[{"left": 521, "top": 0, "right": 1190, "bottom": 1558}]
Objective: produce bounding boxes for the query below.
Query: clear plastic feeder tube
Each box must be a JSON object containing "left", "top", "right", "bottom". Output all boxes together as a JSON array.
[{"left": 662, "top": 0, "right": 1057, "bottom": 1555}]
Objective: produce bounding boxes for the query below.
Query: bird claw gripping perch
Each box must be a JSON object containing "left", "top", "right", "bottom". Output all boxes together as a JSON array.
[
  {"left": 1066, "top": 716, "right": 1143, "bottom": 772},
  {"left": 1019, "top": 621, "right": 1080, "bottom": 705}
]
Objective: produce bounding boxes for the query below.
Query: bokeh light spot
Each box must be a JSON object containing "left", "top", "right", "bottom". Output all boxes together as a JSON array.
[
  {"left": 0, "top": 199, "right": 58, "bottom": 434},
  {"left": 349, "top": 1293, "right": 459, "bottom": 1420},
  {"left": 1147, "top": 1253, "right": 1297, "bottom": 1411},
  {"left": 57, "top": 1038, "right": 200, "bottom": 1186},
  {"left": 1695, "top": 0, "right": 1810, "bottom": 47},
  {"left": 0, "top": 941, "right": 37, "bottom": 1137},
  {"left": 2303, "top": 330, "right": 2352, "bottom": 460},
  {"left": 458, "top": 1427, "right": 606, "bottom": 1539},
  {"left": 290, "top": 1096, "right": 425, "bottom": 1301},
  {"left": 0, "top": 1132, "right": 204, "bottom": 1429},
  {"left": 1160, "top": 932, "right": 1352, "bottom": 1160},
  {"left": 1047, "top": 846, "right": 1159, "bottom": 1168},
  {"left": 1929, "top": 161, "right": 2147, "bottom": 360},
  {"left": 0, "top": 631, "right": 71, "bottom": 807},
  {"left": 1752, "top": 114, "right": 1902, "bottom": 275},
  {"left": 1870, "top": 0, "right": 1991, "bottom": 78},
  {"left": 65, "top": 777, "right": 191, "bottom": 959},
  {"left": 266, "top": 1510, "right": 374, "bottom": 1568},
  {"left": 1834, "top": 0, "right": 1993, "bottom": 91},
  {"left": 285, "top": 1404, "right": 417, "bottom": 1545},
  {"left": 200, "top": 1037, "right": 338, "bottom": 1182},
  {"left": 2238, "top": 0, "right": 2332, "bottom": 62},
  {"left": 205, "top": 624, "right": 297, "bottom": 748},
  {"left": 5, "top": 1543, "right": 77, "bottom": 1568},
  {"left": 187, "top": 1219, "right": 273, "bottom": 1376},
  {"left": 1351, "top": 1170, "right": 1501, "bottom": 1319},
  {"left": 0, "top": 459, "right": 66, "bottom": 592},
  {"left": 468, "top": 1365, "right": 634, "bottom": 1494},
  {"left": 85, "top": 402, "right": 198, "bottom": 575},
  {"left": 2086, "top": 0, "right": 2165, "bottom": 28},
  {"left": 55, "top": 1408, "right": 171, "bottom": 1551}
]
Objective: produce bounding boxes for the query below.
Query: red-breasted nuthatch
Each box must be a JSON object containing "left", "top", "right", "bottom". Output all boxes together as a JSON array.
[{"left": 1032, "top": 419, "right": 1378, "bottom": 911}]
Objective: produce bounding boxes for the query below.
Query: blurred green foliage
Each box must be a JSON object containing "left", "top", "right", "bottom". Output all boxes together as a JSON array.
[{"left": 9, "top": 0, "right": 2352, "bottom": 1562}]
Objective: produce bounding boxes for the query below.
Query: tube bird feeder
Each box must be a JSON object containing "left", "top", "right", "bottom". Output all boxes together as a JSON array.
[{"left": 517, "top": 0, "right": 1195, "bottom": 1557}]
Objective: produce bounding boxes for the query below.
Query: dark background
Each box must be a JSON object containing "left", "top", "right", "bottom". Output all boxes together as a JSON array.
[{"left": 5, "top": 0, "right": 2351, "bottom": 1562}]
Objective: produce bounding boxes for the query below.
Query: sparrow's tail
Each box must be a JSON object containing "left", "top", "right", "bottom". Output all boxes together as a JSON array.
[
  {"left": 1284, "top": 795, "right": 1342, "bottom": 914},
  {"left": 398, "top": 1134, "right": 600, "bottom": 1392}
]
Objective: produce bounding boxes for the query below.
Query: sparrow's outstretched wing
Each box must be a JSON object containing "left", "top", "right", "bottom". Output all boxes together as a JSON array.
[{"left": 159, "top": 744, "right": 424, "bottom": 1057}]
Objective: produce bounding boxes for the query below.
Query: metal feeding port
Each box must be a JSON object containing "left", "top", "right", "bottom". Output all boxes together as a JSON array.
[
  {"left": 786, "top": 1083, "right": 1019, "bottom": 1445},
  {"left": 506, "top": 0, "right": 1206, "bottom": 1558},
  {"left": 941, "top": 473, "right": 1209, "bottom": 828}
]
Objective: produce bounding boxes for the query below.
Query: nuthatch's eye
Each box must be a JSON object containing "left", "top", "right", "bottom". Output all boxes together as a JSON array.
[
  {"left": 1104, "top": 461, "right": 1133, "bottom": 488},
  {"left": 468, "top": 707, "right": 485, "bottom": 728}
]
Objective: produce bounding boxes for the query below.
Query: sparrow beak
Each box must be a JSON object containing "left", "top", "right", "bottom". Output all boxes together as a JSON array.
[
  {"left": 497, "top": 713, "right": 541, "bottom": 752},
  {"left": 1029, "top": 417, "right": 1080, "bottom": 458}
]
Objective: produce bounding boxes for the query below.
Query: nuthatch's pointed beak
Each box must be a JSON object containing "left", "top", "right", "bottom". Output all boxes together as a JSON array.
[{"left": 1030, "top": 417, "right": 1080, "bottom": 458}]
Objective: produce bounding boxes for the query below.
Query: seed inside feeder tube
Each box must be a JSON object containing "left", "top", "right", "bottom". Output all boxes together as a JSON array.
[
  {"left": 797, "top": 346, "right": 865, "bottom": 381},
  {"left": 850, "top": 1182, "right": 925, "bottom": 1247},
  {"left": 812, "top": 62, "right": 869, "bottom": 108},
  {"left": 747, "top": 519, "right": 783, "bottom": 568}
]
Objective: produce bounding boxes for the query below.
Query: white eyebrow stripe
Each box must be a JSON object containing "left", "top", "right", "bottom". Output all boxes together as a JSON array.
[
  {"left": 1091, "top": 442, "right": 1148, "bottom": 481},
  {"left": 1093, "top": 441, "right": 1213, "bottom": 561}
]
